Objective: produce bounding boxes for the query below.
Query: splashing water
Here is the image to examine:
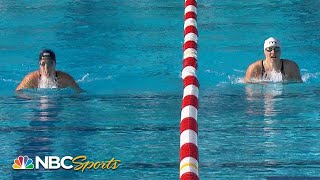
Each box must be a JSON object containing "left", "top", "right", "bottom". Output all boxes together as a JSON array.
[
  {"left": 262, "top": 70, "right": 283, "bottom": 83},
  {"left": 38, "top": 76, "right": 58, "bottom": 89}
]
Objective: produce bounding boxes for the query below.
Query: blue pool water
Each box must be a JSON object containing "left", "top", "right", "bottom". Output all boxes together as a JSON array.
[{"left": 1, "top": 0, "right": 320, "bottom": 179}]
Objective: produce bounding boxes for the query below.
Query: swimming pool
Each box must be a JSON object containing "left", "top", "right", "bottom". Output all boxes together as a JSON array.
[{"left": 1, "top": 0, "right": 320, "bottom": 179}]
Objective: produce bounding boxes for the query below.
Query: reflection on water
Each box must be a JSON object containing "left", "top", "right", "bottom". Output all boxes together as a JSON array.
[
  {"left": 20, "top": 96, "right": 62, "bottom": 156},
  {"left": 245, "top": 84, "right": 283, "bottom": 117},
  {"left": 12, "top": 96, "right": 61, "bottom": 179},
  {"left": 263, "top": 84, "right": 283, "bottom": 118},
  {"left": 39, "top": 96, "right": 50, "bottom": 121},
  {"left": 245, "top": 83, "right": 284, "bottom": 142},
  {"left": 262, "top": 85, "right": 283, "bottom": 155},
  {"left": 6, "top": 93, "right": 181, "bottom": 179}
]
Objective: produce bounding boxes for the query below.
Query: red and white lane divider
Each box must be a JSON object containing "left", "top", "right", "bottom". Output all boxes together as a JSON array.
[{"left": 180, "top": 0, "right": 199, "bottom": 179}]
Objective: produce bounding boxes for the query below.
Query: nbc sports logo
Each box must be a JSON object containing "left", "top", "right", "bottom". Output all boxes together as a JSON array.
[
  {"left": 12, "top": 156, "right": 34, "bottom": 169},
  {"left": 12, "top": 155, "right": 121, "bottom": 172}
]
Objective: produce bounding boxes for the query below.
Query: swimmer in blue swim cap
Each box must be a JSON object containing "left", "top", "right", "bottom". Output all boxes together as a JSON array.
[
  {"left": 244, "top": 37, "right": 302, "bottom": 83},
  {"left": 16, "top": 49, "right": 83, "bottom": 92}
]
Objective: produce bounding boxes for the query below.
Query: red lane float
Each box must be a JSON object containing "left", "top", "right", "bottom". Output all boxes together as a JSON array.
[{"left": 180, "top": 0, "right": 199, "bottom": 179}]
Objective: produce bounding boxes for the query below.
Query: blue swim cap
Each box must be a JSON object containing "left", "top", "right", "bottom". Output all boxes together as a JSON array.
[{"left": 39, "top": 49, "right": 56, "bottom": 61}]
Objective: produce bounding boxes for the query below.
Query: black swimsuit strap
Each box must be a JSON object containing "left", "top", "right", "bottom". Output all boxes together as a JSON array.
[
  {"left": 261, "top": 60, "right": 265, "bottom": 77},
  {"left": 281, "top": 60, "right": 285, "bottom": 76},
  {"left": 262, "top": 60, "right": 285, "bottom": 77}
]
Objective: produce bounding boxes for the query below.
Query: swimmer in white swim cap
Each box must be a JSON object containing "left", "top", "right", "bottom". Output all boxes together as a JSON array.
[
  {"left": 16, "top": 49, "right": 83, "bottom": 92},
  {"left": 244, "top": 37, "right": 302, "bottom": 83}
]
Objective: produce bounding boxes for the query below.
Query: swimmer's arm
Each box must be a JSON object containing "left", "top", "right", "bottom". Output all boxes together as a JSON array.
[
  {"left": 15, "top": 72, "right": 39, "bottom": 91},
  {"left": 15, "top": 90, "right": 33, "bottom": 100},
  {"left": 287, "top": 61, "right": 303, "bottom": 82},
  {"left": 68, "top": 78, "right": 84, "bottom": 93},
  {"left": 244, "top": 62, "right": 260, "bottom": 83},
  {"left": 59, "top": 72, "right": 84, "bottom": 93}
]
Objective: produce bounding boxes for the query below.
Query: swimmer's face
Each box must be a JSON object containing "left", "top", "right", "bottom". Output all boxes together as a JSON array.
[
  {"left": 264, "top": 46, "right": 281, "bottom": 61},
  {"left": 39, "top": 58, "right": 56, "bottom": 77}
]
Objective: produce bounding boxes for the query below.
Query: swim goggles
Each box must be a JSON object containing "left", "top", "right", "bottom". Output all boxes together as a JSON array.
[{"left": 265, "top": 46, "right": 280, "bottom": 52}]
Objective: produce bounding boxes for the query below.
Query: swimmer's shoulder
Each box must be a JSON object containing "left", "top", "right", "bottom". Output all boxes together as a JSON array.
[
  {"left": 244, "top": 60, "right": 263, "bottom": 82},
  {"left": 56, "top": 71, "right": 74, "bottom": 80},
  {"left": 25, "top": 71, "right": 40, "bottom": 79},
  {"left": 22, "top": 71, "right": 40, "bottom": 83},
  {"left": 250, "top": 60, "right": 264, "bottom": 69},
  {"left": 16, "top": 71, "right": 40, "bottom": 91},
  {"left": 56, "top": 71, "right": 77, "bottom": 85},
  {"left": 281, "top": 59, "right": 300, "bottom": 69},
  {"left": 56, "top": 71, "right": 82, "bottom": 92},
  {"left": 281, "top": 59, "right": 302, "bottom": 82}
]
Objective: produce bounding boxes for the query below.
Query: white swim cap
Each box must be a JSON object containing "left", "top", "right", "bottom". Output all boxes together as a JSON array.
[{"left": 264, "top": 37, "right": 281, "bottom": 49}]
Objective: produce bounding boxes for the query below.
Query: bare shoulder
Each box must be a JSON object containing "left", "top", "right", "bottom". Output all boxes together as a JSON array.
[
  {"left": 282, "top": 59, "right": 300, "bottom": 69},
  {"left": 56, "top": 71, "right": 83, "bottom": 92},
  {"left": 282, "top": 59, "right": 302, "bottom": 82},
  {"left": 25, "top": 71, "right": 40, "bottom": 79},
  {"left": 248, "top": 60, "right": 263, "bottom": 69},
  {"left": 244, "top": 60, "right": 263, "bottom": 82},
  {"left": 56, "top": 71, "right": 75, "bottom": 80},
  {"left": 16, "top": 71, "right": 40, "bottom": 91}
]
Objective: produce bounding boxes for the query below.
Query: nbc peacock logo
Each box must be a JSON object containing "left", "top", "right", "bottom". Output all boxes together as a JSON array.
[{"left": 12, "top": 156, "right": 34, "bottom": 170}]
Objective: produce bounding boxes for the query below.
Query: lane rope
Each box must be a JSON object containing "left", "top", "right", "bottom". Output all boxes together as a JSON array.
[{"left": 180, "top": 0, "right": 199, "bottom": 179}]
